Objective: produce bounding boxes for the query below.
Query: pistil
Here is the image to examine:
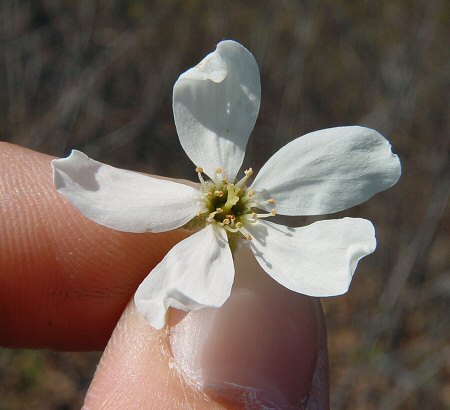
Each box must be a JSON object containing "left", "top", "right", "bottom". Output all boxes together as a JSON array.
[{"left": 221, "top": 184, "right": 240, "bottom": 213}]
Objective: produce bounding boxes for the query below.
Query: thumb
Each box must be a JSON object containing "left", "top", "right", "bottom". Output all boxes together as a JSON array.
[
  {"left": 83, "top": 246, "right": 329, "bottom": 409},
  {"left": 83, "top": 302, "right": 221, "bottom": 409}
]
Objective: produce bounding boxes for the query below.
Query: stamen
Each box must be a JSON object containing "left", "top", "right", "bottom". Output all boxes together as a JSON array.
[
  {"left": 253, "top": 209, "right": 277, "bottom": 219},
  {"left": 240, "top": 188, "right": 257, "bottom": 207},
  {"left": 206, "top": 213, "right": 216, "bottom": 222},
  {"left": 237, "top": 225, "right": 253, "bottom": 240},
  {"left": 236, "top": 168, "right": 254, "bottom": 188},
  {"left": 196, "top": 166, "right": 206, "bottom": 187},
  {"left": 224, "top": 220, "right": 253, "bottom": 240},
  {"left": 214, "top": 190, "right": 224, "bottom": 197},
  {"left": 223, "top": 218, "right": 230, "bottom": 225},
  {"left": 206, "top": 209, "right": 222, "bottom": 222},
  {"left": 245, "top": 212, "right": 257, "bottom": 222},
  {"left": 212, "top": 167, "right": 224, "bottom": 186},
  {"left": 257, "top": 198, "right": 276, "bottom": 205}
]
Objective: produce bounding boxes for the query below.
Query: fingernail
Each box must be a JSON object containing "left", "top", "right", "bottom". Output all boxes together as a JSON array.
[{"left": 169, "top": 245, "right": 321, "bottom": 408}]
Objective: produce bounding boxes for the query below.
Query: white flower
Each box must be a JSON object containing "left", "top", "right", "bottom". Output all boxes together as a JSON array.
[{"left": 52, "top": 40, "right": 401, "bottom": 329}]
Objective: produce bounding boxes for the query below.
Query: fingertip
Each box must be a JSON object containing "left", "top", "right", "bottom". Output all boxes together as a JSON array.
[
  {"left": 83, "top": 301, "right": 219, "bottom": 409},
  {"left": 0, "top": 143, "right": 188, "bottom": 349},
  {"left": 169, "top": 245, "right": 324, "bottom": 408},
  {"left": 84, "top": 247, "right": 329, "bottom": 409}
]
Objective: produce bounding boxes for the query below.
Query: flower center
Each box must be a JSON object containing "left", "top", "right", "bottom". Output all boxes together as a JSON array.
[{"left": 196, "top": 166, "right": 276, "bottom": 241}]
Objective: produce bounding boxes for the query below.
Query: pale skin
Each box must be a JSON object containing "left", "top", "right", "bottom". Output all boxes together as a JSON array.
[{"left": 0, "top": 142, "right": 328, "bottom": 409}]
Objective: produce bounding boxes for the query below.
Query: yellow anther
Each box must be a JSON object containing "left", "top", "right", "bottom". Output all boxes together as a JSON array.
[
  {"left": 214, "top": 190, "right": 224, "bottom": 197},
  {"left": 245, "top": 234, "right": 252, "bottom": 240},
  {"left": 227, "top": 214, "right": 235, "bottom": 221},
  {"left": 196, "top": 166, "right": 206, "bottom": 187},
  {"left": 258, "top": 198, "right": 277, "bottom": 206},
  {"left": 223, "top": 218, "right": 230, "bottom": 225},
  {"left": 244, "top": 168, "right": 254, "bottom": 176},
  {"left": 216, "top": 208, "right": 223, "bottom": 213},
  {"left": 222, "top": 178, "right": 228, "bottom": 185},
  {"left": 235, "top": 222, "right": 243, "bottom": 229},
  {"left": 251, "top": 212, "right": 257, "bottom": 219},
  {"left": 248, "top": 189, "right": 255, "bottom": 197},
  {"left": 215, "top": 167, "right": 223, "bottom": 174},
  {"left": 271, "top": 209, "right": 276, "bottom": 216}
]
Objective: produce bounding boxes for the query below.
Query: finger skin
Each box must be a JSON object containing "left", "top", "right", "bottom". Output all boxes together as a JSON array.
[
  {"left": 83, "top": 299, "right": 326, "bottom": 409},
  {"left": 83, "top": 302, "right": 223, "bottom": 409},
  {"left": 84, "top": 247, "right": 329, "bottom": 409},
  {"left": 0, "top": 142, "right": 187, "bottom": 350}
]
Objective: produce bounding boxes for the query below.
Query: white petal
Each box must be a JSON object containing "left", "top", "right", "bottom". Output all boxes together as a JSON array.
[
  {"left": 246, "top": 218, "right": 376, "bottom": 296},
  {"left": 52, "top": 150, "right": 200, "bottom": 233},
  {"left": 251, "top": 126, "right": 401, "bottom": 215},
  {"left": 134, "top": 224, "right": 234, "bottom": 329},
  {"left": 173, "top": 40, "right": 261, "bottom": 180}
]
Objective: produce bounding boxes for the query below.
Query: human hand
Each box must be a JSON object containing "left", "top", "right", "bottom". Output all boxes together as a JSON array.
[{"left": 0, "top": 142, "right": 328, "bottom": 409}]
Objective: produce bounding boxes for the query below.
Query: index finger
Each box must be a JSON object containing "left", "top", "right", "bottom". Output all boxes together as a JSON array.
[{"left": 0, "top": 142, "right": 187, "bottom": 350}]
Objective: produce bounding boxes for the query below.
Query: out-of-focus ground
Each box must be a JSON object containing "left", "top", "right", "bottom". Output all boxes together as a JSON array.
[{"left": 0, "top": 0, "right": 448, "bottom": 408}]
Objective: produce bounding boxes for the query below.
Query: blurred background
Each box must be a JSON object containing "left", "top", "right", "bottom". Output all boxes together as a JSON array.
[{"left": 0, "top": 0, "right": 449, "bottom": 408}]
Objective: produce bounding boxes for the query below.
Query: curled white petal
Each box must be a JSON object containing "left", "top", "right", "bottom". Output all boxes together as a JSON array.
[
  {"left": 134, "top": 224, "right": 234, "bottom": 329},
  {"left": 251, "top": 126, "right": 401, "bottom": 215},
  {"left": 52, "top": 150, "right": 200, "bottom": 233},
  {"left": 173, "top": 40, "right": 261, "bottom": 180},
  {"left": 246, "top": 218, "right": 376, "bottom": 296}
]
